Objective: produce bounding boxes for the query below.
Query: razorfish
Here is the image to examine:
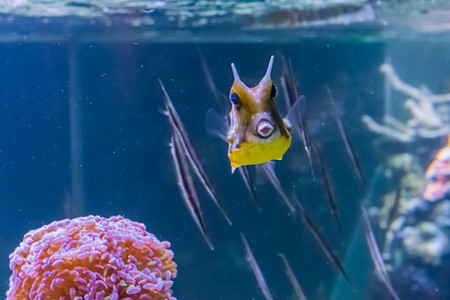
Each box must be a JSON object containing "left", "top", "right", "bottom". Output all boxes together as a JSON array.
[
  {"left": 160, "top": 80, "right": 232, "bottom": 226},
  {"left": 240, "top": 233, "right": 274, "bottom": 300},
  {"left": 227, "top": 56, "right": 297, "bottom": 173},
  {"left": 325, "top": 85, "right": 365, "bottom": 186},
  {"left": 278, "top": 253, "right": 307, "bottom": 300},
  {"left": 360, "top": 204, "right": 400, "bottom": 300}
]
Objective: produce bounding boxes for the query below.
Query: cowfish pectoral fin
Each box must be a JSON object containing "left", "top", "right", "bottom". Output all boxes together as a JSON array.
[
  {"left": 205, "top": 108, "right": 228, "bottom": 142},
  {"left": 284, "top": 95, "right": 305, "bottom": 130}
]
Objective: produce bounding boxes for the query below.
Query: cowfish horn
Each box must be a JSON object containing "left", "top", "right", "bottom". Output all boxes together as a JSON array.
[
  {"left": 231, "top": 55, "right": 274, "bottom": 90},
  {"left": 257, "top": 55, "right": 274, "bottom": 88},
  {"left": 231, "top": 62, "right": 248, "bottom": 89}
]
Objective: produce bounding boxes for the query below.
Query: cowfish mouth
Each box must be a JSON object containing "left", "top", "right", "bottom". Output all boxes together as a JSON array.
[
  {"left": 254, "top": 114, "right": 275, "bottom": 139},
  {"left": 256, "top": 118, "right": 274, "bottom": 138}
]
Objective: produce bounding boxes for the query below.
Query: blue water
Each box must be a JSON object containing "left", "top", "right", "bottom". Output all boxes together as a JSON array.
[{"left": 0, "top": 4, "right": 450, "bottom": 299}]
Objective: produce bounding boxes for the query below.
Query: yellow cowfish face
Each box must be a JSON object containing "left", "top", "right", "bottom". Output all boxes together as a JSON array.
[{"left": 227, "top": 56, "right": 291, "bottom": 172}]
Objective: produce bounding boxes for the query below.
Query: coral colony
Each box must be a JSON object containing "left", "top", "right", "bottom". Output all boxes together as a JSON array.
[
  {"left": 6, "top": 215, "right": 177, "bottom": 300},
  {"left": 362, "top": 63, "right": 450, "bottom": 142},
  {"left": 379, "top": 137, "right": 450, "bottom": 298}
]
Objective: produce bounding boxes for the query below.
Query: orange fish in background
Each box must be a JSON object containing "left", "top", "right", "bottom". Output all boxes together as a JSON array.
[{"left": 423, "top": 135, "right": 450, "bottom": 201}]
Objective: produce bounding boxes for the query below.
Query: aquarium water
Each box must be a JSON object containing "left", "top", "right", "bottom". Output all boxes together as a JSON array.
[{"left": 0, "top": 1, "right": 450, "bottom": 299}]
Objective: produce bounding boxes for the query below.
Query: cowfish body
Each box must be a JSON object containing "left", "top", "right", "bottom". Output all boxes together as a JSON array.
[{"left": 227, "top": 56, "right": 291, "bottom": 171}]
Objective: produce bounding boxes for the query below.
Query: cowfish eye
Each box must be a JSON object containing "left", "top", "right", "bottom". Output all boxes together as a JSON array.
[
  {"left": 229, "top": 92, "right": 240, "bottom": 105},
  {"left": 270, "top": 83, "right": 277, "bottom": 98}
]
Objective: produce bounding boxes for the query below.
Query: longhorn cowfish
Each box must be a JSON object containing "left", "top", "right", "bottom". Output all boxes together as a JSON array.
[{"left": 227, "top": 56, "right": 296, "bottom": 173}]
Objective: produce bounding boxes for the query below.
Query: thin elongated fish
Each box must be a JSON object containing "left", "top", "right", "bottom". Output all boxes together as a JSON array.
[
  {"left": 279, "top": 57, "right": 316, "bottom": 180},
  {"left": 294, "top": 96, "right": 316, "bottom": 180},
  {"left": 197, "top": 46, "right": 228, "bottom": 107},
  {"left": 279, "top": 56, "right": 299, "bottom": 109},
  {"left": 258, "top": 161, "right": 295, "bottom": 213},
  {"left": 240, "top": 233, "right": 274, "bottom": 300},
  {"left": 312, "top": 142, "right": 343, "bottom": 234},
  {"left": 360, "top": 204, "right": 400, "bottom": 300},
  {"left": 386, "top": 184, "right": 401, "bottom": 229},
  {"left": 227, "top": 56, "right": 298, "bottom": 173},
  {"left": 325, "top": 86, "right": 365, "bottom": 185},
  {"left": 169, "top": 133, "right": 214, "bottom": 251},
  {"left": 160, "top": 80, "right": 232, "bottom": 226},
  {"left": 381, "top": 182, "right": 402, "bottom": 247},
  {"left": 238, "top": 166, "right": 262, "bottom": 211},
  {"left": 295, "top": 200, "right": 353, "bottom": 285},
  {"left": 278, "top": 253, "right": 307, "bottom": 300}
]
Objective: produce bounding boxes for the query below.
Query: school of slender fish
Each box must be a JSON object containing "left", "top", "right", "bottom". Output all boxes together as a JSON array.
[{"left": 160, "top": 54, "right": 402, "bottom": 299}]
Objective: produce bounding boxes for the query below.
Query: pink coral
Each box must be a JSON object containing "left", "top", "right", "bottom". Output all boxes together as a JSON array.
[{"left": 6, "top": 215, "right": 177, "bottom": 300}]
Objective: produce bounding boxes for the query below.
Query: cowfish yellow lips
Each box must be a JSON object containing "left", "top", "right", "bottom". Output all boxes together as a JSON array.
[{"left": 228, "top": 134, "right": 291, "bottom": 169}]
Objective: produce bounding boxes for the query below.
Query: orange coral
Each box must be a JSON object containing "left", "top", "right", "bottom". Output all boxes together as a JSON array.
[{"left": 7, "top": 215, "right": 177, "bottom": 300}]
